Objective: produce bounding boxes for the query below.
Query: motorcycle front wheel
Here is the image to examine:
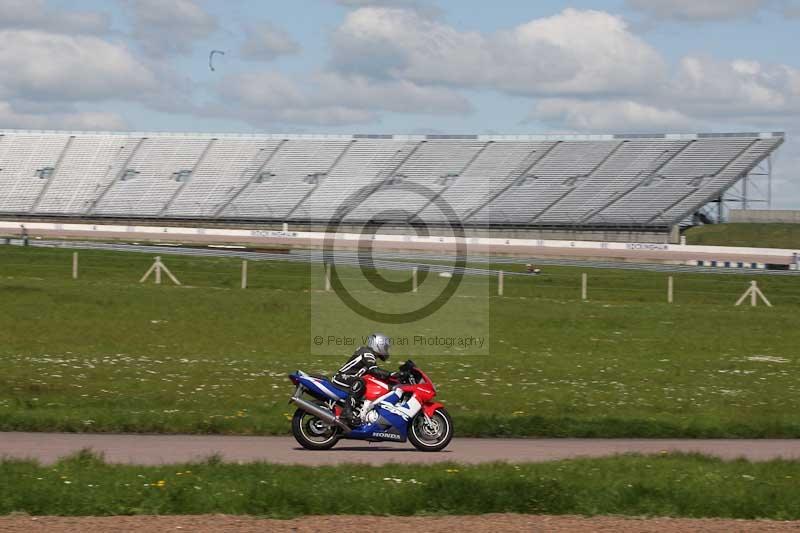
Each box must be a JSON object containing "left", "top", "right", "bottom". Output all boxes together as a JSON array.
[
  {"left": 408, "top": 408, "right": 453, "bottom": 452},
  {"left": 291, "top": 408, "right": 340, "bottom": 450}
]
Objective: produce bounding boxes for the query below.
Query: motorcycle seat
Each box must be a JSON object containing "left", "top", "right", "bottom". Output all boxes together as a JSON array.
[
  {"left": 309, "top": 373, "right": 350, "bottom": 395},
  {"left": 327, "top": 380, "right": 351, "bottom": 394}
]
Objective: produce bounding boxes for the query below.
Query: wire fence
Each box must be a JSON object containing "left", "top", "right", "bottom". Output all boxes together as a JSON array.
[{"left": 2, "top": 240, "right": 800, "bottom": 308}]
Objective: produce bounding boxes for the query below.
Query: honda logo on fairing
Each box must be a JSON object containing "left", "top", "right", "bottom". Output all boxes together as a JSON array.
[
  {"left": 372, "top": 432, "right": 401, "bottom": 440},
  {"left": 379, "top": 403, "right": 411, "bottom": 420}
]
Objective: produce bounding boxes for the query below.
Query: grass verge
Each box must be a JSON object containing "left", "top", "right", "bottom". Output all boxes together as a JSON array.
[
  {"left": 685, "top": 223, "right": 800, "bottom": 249},
  {"left": 1, "top": 451, "right": 799, "bottom": 519},
  {"left": 2, "top": 245, "right": 800, "bottom": 437}
]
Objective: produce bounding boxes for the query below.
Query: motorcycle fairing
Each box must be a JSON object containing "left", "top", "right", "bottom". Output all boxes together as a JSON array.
[
  {"left": 346, "top": 389, "right": 424, "bottom": 441},
  {"left": 347, "top": 405, "right": 409, "bottom": 441}
]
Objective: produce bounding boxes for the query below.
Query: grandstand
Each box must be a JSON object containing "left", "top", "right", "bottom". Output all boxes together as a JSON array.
[{"left": 0, "top": 130, "right": 784, "bottom": 242}]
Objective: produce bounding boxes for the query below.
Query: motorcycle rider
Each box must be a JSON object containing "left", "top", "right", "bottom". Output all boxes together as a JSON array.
[{"left": 332, "top": 333, "right": 395, "bottom": 427}]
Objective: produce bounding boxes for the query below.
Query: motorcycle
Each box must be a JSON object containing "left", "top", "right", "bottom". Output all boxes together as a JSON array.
[{"left": 287, "top": 360, "right": 453, "bottom": 452}]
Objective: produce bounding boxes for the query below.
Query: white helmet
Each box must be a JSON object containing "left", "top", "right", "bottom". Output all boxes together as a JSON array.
[{"left": 367, "top": 333, "right": 391, "bottom": 361}]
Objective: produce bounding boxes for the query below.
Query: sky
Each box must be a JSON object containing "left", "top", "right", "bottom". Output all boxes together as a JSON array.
[{"left": 1, "top": 0, "right": 799, "bottom": 207}]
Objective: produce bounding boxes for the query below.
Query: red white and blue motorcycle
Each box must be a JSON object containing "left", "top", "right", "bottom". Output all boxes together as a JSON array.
[{"left": 288, "top": 360, "right": 453, "bottom": 451}]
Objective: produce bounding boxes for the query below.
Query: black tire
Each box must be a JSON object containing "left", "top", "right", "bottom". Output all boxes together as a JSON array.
[
  {"left": 291, "top": 407, "right": 340, "bottom": 450},
  {"left": 408, "top": 408, "right": 453, "bottom": 452}
]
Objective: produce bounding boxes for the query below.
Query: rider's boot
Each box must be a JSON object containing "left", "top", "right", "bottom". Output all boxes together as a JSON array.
[{"left": 340, "top": 398, "right": 357, "bottom": 427}]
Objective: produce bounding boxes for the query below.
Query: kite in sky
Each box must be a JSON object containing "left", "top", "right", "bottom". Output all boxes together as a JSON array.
[{"left": 209, "top": 50, "right": 225, "bottom": 71}]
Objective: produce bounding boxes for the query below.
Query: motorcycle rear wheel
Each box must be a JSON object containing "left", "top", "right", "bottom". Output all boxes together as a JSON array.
[
  {"left": 408, "top": 408, "right": 453, "bottom": 452},
  {"left": 291, "top": 408, "right": 340, "bottom": 450}
]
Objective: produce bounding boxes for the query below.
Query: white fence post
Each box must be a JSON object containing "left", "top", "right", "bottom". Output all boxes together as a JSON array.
[
  {"left": 72, "top": 252, "right": 78, "bottom": 280},
  {"left": 498, "top": 270, "right": 504, "bottom": 296},
  {"left": 412, "top": 266, "right": 418, "bottom": 293},
  {"left": 325, "top": 262, "right": 331, "bottom": 292},
  {"left": 241, "top": 260, "right": 248, "bottom": 289},
  {"left": 581, "top": 273, "right": 587, "bottom": 301},
  {"left": 735, "top": 280, "right": 772, "bottom": 307},
  {"left": 140, "top": 256, "right": 181, "bottom": 285},
  {"left": 668, "top": 276, "right": 673, "bottom": 304}
]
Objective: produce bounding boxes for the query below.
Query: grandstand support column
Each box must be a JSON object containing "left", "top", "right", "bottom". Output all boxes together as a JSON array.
[
  {"left": 87, "top": 137, "right": 147, "bottom": 215},
  {"left": 29, "top": 135, "right": 75, "bottom": 213},
  {"left": 530, "top": 140, "right": 626, "bottom": 224},
  {"left": 463, "top": 141, "right": 560, "bottom": 222},
  {"left": 285, "top": 140, "right": 355, "bottom": 220},
  {"left": 669, "top": 225, "right": 680, "bottom": 244},
  {"left": 738, "top": 154, "right": 776, "bottom": 211},
  {"left": 340, "top": 141, "right": 425, "bottom": 217},
  {"left": 408, "top": 141, "right": 491, "bottom": 221},
  {"left": 678, "top": 137, "right": 764, "bottom": 226},
  {"left": 742, "top": 172, "right": 749, "bottom": 211},
  {"left": 768, "top": 154, "right": 773, "bottom": 209},
  {"left": 158, "top": 138, "right": 217, "bottom": 217},
  {"left": 590, "top": 142, "right": 695, "bottom": 226},
  {"left": 213, "top": 139, "right": 287, "bottom": 219},
  {"left": 374, "top": 141, "right": 424, "bottom": 189},
  {"left": 648, "top": 128, "right": 760, "bottom": 224}
]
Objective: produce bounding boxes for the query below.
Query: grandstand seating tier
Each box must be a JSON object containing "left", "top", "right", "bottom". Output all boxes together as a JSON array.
[{"left": 0, "top": 130, "right": 784, "bottom": 229}]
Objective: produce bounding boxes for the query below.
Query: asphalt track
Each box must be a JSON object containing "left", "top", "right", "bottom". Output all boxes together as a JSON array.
[
  {"left": 26, "top": 239, "right": 800, "bottom": 276},
  {"left": 3, "top": 224, "right": 797, "bottom": 265},
  {"left": 2, "top": 433, "right": 800, "bottom": 465}
]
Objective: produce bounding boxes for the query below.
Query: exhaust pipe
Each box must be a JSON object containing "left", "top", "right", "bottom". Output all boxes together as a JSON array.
[{"left": 290, "top": 396, "right": 351, "bottom": 433}]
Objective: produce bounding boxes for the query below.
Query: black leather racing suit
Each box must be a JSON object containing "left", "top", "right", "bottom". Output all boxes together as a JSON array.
[{"left": 332, "top": 347, "right": 393, "bottom": 422}]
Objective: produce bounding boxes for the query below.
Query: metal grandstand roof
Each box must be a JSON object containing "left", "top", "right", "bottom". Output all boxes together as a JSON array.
[{"left": 0, "top": 128, "right": 785, "bottom": 141}]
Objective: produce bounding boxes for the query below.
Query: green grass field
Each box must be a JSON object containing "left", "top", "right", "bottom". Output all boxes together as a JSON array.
[
  {"left": 685, "top": 223, "right": 800, "bottom": 249},
  {"left": 1, "top": 244, "right": 800, "bottom": 437},
  {"left": 2, "top": 451, "right": 800, "bottom": 519}
]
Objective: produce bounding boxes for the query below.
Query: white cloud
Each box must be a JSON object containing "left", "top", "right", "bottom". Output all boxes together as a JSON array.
[
  {"left": 0, "top": 0, "right": 110, "bottom": 34},
  {"left": 508, "top": 9, "right": 666, "bottom": 95},
  {"left": 215, "top": 72, "right": 375, "bottom": 125},
  {"left": 627, "top": 0, "right": 800, "bottom": 21},
  {"left": 314, "top": 72, "right": 472, "bottom": 114},
  {"left": 528, "top": 54, "right": 800, "bottom": 133},
  {"left": 241, "top": 23, "right": 300, "bottom": 62},
  {"left": 0, "top": 101, "right": 127, "bottom": 130},
  {"left": 530, "top": 98, "right": 699, "bottom": 132},
  {"left": 215, "top": 71, "right": 471, "bottom": 126},
  {"left": 125, "top": 0, "right": 217, "bottom": 56},
  {"left": 332, "top": 7, "right": 665, "bottom": 97},
  {"left": 625, "top": 0, "right": 777, "bottom": 21},
  {"left": 334, "top": 0, "right": 440, "bottom": 15},
  {"left": 785, "top": 2, "right": 800, "bottom": 17},
  {"left": 0, "top": 30, "right": 160, "bottom": 102},
  {"left": 336, "top": 0, "right": 426, "bottom": 6},
  {"left": 668, "top": 56, "right": 800, "bottom": 120}
]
